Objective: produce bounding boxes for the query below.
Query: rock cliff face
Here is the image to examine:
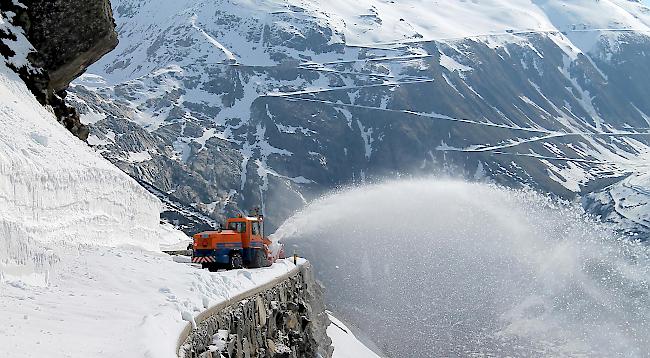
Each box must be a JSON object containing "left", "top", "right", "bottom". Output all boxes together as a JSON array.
[
  {"left": 22, "top": 0, "right": 118, "bottom": 92},
  {"left": 179, "top": 264, "right": 333, "bottom": 358},
  {"left": 0, "top": 0, "right": 118, "bottom": 140}
]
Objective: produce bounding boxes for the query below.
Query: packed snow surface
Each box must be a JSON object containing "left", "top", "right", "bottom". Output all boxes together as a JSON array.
[
  {"left": 1, "top": 243, "right": 301, "bottom": 357},
  {"left": 274, "top": 179, "right": 650, "bottom": 358}
]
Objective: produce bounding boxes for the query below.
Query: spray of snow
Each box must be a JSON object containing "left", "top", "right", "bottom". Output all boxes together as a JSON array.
[{"left": 273, "top": 179, "right": 650, "bottom": 358}]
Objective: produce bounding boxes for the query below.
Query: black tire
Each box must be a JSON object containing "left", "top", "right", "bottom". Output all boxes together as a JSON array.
[
  {"left": 248, "top": 249, "right": 266, "bottom": 269},
  {"left": 260, "top": 249, "right": 271, "bottom": 267},
  {"left": 207, "top": 264, "right": 220, "bottom": 272},
  {"left": 202, "top": 263, "right": 220, "bottom": 272},
  {"left": 229, "top": 252, "right": 243, "bottom": 270}
]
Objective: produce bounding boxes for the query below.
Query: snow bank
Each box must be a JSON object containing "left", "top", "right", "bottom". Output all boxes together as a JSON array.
[{"left": 0, "top": 60, "right": 169, "bottom": 284}]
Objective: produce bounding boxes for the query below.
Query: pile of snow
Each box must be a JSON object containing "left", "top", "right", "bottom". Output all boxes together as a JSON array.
[{"left": 0, "top": 57, "right": 177, "bottom": 278}]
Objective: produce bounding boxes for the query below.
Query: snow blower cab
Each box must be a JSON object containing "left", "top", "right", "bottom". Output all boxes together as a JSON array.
[{"left": 192, "top": 212, "right": 276, "bottom": 270}]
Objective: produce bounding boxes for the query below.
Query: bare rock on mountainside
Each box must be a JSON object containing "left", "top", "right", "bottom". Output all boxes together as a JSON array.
[
  {"left": 69, "top": 0, "right": 650, "bottom": 234},
  {"left": 24, "top": 0, "right": 118, "bottom": 92},
  {"left": 0, "top": 0, "right": 118, "bottom": 140}
]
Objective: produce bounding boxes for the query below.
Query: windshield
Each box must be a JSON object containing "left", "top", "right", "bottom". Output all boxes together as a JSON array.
[{"left": 228, "top": 222, "right": 246, "bottom": 233}]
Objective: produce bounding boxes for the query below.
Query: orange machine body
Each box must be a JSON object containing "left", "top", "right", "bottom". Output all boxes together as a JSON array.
[{"left": 192, "top": 216, "right": 267, "bottom": 267}]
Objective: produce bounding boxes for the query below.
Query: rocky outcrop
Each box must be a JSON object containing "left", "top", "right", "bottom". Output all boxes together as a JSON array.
[
  {"left": 179, "top": 263, "right": 333, "bottom": 358},
  {"left": 21, "top": 0, "right": 118, "bottom": 92},
  {"left": 0, "top": 0, "right": 118, "bottom": 140}
]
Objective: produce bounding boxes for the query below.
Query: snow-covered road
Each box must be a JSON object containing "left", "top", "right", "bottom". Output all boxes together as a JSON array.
[
  {"left": 1, "top": 246, "right": 379, "bottom": 358},
  {"left": 1, "top": 245, "right": 302, "bottom": 358}
]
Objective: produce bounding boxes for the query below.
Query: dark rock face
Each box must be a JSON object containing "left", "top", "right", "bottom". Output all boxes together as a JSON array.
[
  {"left": 22, "top": 0, "right": 118, "bottom": 92},
  {"left": 0, "top": 0, "right": 118, "bottom": 141},
  {"left": 180, "top": 264, "right": 333, "bottom": 358}
]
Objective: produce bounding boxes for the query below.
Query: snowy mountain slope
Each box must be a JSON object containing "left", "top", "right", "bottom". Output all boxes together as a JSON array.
[
  {"left": 297, "top": 0, "right": 650, "bottom": 49},
  {"left": 70, "top": 0, "right": 650, "bottom": 234}
]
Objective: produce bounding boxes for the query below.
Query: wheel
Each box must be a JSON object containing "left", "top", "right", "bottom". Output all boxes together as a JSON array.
[
  {"left": 248, "top": 249, "right": 266, "bottom": 269},
  {"left": 257, "top": 250, "right": 268, "bottom": 268},
  {"left": 207, "top": 264, "right": 220, "bottom": 272},
  {"left": 202, "top": 263, "right": 220, "bottom": 272},
  {"left": 229, "top": 252, "right": 243, "bottom": 270}
]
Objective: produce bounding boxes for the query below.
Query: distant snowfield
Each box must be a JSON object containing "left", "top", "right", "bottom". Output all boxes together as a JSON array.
[
  {"left": 85, "top": 0, "right": 650, "bottom": 84},
  {"left": 295, "top": 0, "right": 650, "bottom": 49}
]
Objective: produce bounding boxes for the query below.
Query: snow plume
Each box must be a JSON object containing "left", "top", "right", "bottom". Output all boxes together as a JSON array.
[{"left": 273, "top": 180, "right": 650, "bottom": 357}]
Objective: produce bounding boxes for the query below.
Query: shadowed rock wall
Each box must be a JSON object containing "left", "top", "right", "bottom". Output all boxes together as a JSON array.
[
  {"left": 179, "top": 264, "right": 333, "bottom": 358},
  {"left": 0, "top": 0, "right": 118, "bottom": 140},
  {"left": 23, "top": 0, "right": 118, "bottom": 92}
]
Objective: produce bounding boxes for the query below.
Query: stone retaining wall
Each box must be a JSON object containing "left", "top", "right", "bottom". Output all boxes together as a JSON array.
[{"left": 178, "top": 263, "right": 333, "bottom": 358}]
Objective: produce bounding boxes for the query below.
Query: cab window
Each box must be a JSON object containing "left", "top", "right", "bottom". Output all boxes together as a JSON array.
[
  {"left": 252, "top": 222, "right": 260, "bottom": 236},
  {"left": 228, "top": 222, "right": 247, "bottom": 233}
]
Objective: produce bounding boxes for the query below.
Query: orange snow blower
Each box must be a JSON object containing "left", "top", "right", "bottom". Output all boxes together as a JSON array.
[{"left": 191, "top": 211, "right": 283, "bottom": 271}]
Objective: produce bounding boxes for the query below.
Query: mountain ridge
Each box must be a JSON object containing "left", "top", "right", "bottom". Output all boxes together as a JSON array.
[{"left": 70, "top": 0, "right": 650, "bottom": 235}]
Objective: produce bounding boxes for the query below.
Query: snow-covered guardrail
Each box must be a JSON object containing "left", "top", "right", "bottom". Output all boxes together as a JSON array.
[{"left": 176, "top": 260, "right": 333, "bottom": 358}]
